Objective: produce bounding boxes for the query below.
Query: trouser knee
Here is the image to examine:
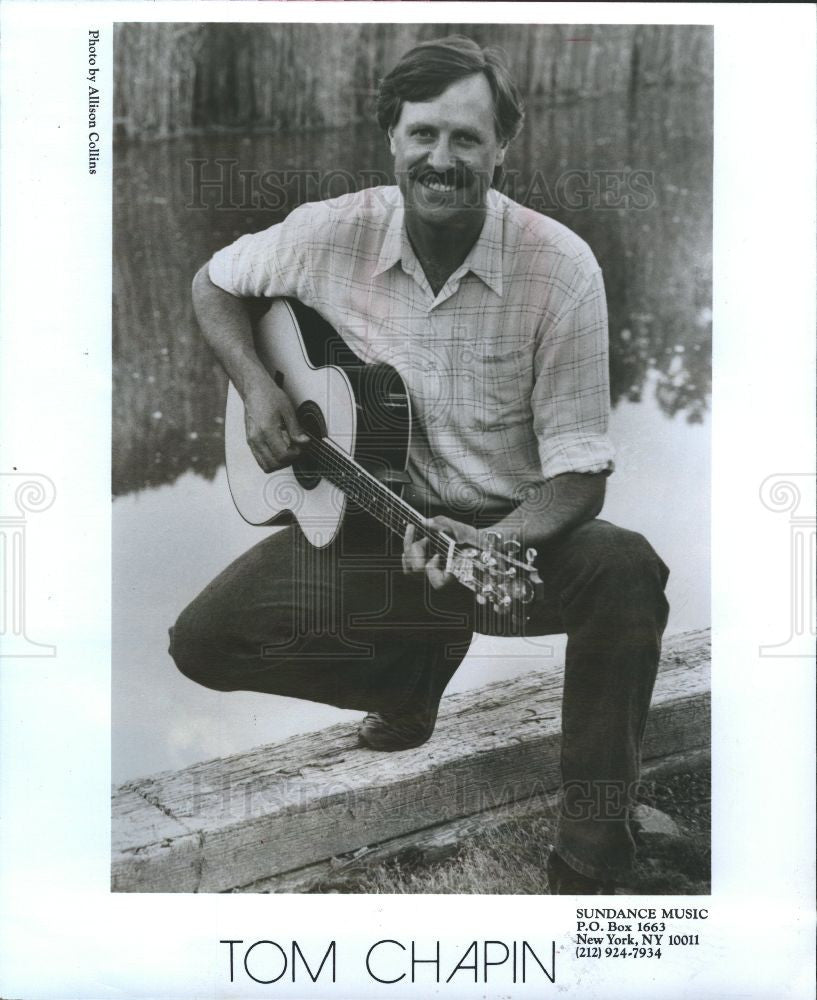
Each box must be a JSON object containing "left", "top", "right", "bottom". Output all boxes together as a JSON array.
[
  {"left": 561, "top": 521, "right": 670, "bottom": 632},
  {"left": 589, "top": 523, "right": 667, "bottom": 594},
  {"left": 168, "top": 604, "right": 237, "bottom": 692}
]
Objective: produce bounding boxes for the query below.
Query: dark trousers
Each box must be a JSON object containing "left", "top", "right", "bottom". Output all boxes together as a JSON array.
[{"left": 169, "top": 512, "right": 669, "bottom": 882}]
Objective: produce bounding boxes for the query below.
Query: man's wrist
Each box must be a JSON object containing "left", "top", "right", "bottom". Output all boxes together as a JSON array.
[{"left": 239, "top": 364, "right": 276, "bottom": 403}]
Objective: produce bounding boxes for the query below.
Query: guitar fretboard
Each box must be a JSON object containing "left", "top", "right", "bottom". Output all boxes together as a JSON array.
[{"left": 307, "top": 436, "right": 453, "bottom": 560}]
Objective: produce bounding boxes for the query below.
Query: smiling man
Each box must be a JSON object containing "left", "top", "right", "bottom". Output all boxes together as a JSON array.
[
  {"left": 175, "top": 35, "right": 670, "bottom": 894},
  {"left": 386, "top": 70, "right": 507, "bottom": 293}
]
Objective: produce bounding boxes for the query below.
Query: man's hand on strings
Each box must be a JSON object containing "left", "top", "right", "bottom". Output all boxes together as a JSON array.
[
  {"left": 244, "top": 378, "right": 310, "bottom": 472},
  {"left": 402, "top": 516, "right": 480, "bottom": 589}
]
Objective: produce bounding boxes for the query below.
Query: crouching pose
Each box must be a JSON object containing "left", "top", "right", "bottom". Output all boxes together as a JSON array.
[{"left": 171, "top": 35, "right": 670, "bottom": 893}]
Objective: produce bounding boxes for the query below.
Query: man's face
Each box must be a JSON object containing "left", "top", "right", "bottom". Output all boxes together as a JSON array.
[{"left": 388, "top": 73, "right": 508, "bottom": 229}]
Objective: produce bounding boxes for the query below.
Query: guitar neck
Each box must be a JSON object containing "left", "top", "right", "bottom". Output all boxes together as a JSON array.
[
  {"left": 306, "top": 436, "right": 542, "bottom": 618},
  {"left": 307, "top": 436, "right": 454, "bottom": 562},
  {"left": 304, "top": 435, "right": 541, "bottom": 618}
]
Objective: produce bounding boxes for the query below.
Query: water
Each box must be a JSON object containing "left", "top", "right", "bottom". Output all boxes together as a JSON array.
[{"left": 113, "top": 86, "right": 712, "bottom": 785}]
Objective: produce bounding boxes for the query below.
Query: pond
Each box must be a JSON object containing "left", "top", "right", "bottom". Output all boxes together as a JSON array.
[{"left": 112, "top": 84, "right": 712, "bottom": 785}]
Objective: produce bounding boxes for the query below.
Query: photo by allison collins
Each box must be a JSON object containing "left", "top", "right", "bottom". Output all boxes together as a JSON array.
[
  {"left": 171, "top": 33, "right": 672, "bottom": 895},
  {"left": 87, "top": 29, "right": 101, "bottom": 174}
]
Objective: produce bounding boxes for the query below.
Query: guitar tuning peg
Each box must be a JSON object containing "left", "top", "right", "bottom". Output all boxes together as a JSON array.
[
  {"left": 481, "top": 531, "right": 500, "bottom": 567},
  {"left": 503, "top": 538, "right": 521, "bottom": 557},
  {"left": 525, "top": 546, "right": 537, "bottom": 567}
]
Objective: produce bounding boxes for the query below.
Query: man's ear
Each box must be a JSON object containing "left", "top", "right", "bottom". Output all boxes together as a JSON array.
[
  {"left": 388, "top": 127, "right": 396, "bottom": 155},
  {"left": 494, "top": 140, "right": 509, "bottom": 167}
]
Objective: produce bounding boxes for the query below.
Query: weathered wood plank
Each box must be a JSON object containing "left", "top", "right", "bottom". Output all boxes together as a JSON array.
[
  {"left": 112, "top": 628, "right": 710, "bottom": 892},
  {"left": 236, "top": 747, "right": 711, "bottom": 894},
  {"left": 110, "top": 789, "right": 204, "bottom": 892}
]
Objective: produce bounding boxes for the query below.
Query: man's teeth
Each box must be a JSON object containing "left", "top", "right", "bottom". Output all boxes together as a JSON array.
[{"left": 421, "top": 177, "right": 457, "bottom": 191}]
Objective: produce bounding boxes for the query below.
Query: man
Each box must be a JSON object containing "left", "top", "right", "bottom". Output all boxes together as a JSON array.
[{"left": 171, "top": 35, "right": 670, "bottom": 893}]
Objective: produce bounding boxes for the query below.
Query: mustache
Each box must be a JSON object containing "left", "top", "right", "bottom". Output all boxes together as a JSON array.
[{"left": 408, "top": 163, "right": 475, "bottom": 188}]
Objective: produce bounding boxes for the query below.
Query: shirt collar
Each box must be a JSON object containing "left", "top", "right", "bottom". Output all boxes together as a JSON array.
[
  {"left": 372, "top": 193, "right": 406, "bottom": 278},
  {"left": 373, "top": 187, "right": 505, "bottom": 298}
]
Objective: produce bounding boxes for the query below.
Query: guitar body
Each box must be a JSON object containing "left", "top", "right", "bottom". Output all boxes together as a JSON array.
[
  {"left": 225, "top": 298, "right": 412, "bottom": 547},
  {"left": 225, "top": 298, "right": 541, "bottom": 618}
]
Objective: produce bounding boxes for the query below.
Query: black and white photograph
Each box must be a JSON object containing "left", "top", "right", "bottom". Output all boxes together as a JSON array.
[
  {"left": 111, "top": 22, "right": 712, "bottom": 896},
  {"left": 0, "top": 3, "right": 814, "bottom": 998}
]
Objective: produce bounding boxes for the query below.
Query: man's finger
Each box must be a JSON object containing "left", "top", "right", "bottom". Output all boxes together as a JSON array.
[
  {"left": 404, "top": 523, "right": 416, "bottom": 551},
  {"left": 270, "top": 425, "right": 303, "bottom": 462},
  {"left": 402, "top": 536, "right": 430, "bottom": 574},
  {"left": 428, "top": 515, "right": 464, "bottom": 542},
  {"left": 426, "top": 553, "right": 454, "bottom": 590},
  {"left": 249, "top": 438, "right": 276, "bottom": 473},
  {"left": 428, "top": 515, "right": 480, "bottom": 548},
  {"left": 281, "top": 405, "right": 311, "bottom": 445},
  {"left": 406, "top": 537, "right": 428, "bottom": 569}
]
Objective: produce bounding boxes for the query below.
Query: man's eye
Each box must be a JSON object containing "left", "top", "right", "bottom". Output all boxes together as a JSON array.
[{"left": 413, "top": 129, "right": 434, "bottom": 139}]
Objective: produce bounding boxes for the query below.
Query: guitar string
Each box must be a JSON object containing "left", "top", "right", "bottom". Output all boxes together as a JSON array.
[
  {"left": 299, "top": 438, "right": 533, "bottom": 592},
  {"left": 305, "top": 437, "right": 455, "bottom": 561},
  {"left": 326, "top": 448, "right": 529, "bottom": 603},
  {"left": 311, "top": 440, "right": 427, "bottom": 535},
  {"left": 287, "top": 434, "right": 530, "bottom": 605},
  {"left": 307, "top": 433, "right": 424, "bottom": 528},
  {"left": 306, "top": 437, "right": 533, "bottom": 576}
]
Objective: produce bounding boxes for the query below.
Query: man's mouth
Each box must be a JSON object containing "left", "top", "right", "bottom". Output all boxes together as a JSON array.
[
  {"left": 419, "top": 175, "right": 459, "bottom": 193},
  {"left": 411, "top": 166, "right": 472, "bottom": 194}
]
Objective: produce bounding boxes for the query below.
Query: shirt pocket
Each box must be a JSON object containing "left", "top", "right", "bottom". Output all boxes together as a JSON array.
[{"left": 468, "top": 344, "right": 532, "bottom": 431}]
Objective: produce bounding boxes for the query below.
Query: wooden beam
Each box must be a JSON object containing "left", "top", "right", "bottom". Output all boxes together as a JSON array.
[
  {"left": 112, "top": 627, "right": 710, "bottom": 893},
  {"left": 235, "top": 747, "right": 711, "bottom": 894}
]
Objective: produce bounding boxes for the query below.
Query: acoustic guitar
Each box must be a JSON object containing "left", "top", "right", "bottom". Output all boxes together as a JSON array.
[{"left": 225, "top": 298, "right": 541, "bottom": 618}]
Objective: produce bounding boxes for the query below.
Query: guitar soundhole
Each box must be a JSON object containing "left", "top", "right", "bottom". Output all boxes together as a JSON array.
[{"left": 292, "top": 400, "right": 325, "bottom": 491}]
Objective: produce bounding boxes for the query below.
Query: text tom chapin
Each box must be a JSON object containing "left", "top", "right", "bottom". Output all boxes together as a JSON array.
[{"left": 220, "top": 937, "right": 557, "bottom": 986}]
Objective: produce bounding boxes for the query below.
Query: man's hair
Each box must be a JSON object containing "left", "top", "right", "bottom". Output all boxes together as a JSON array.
[{"left": 375, "top": 35, "right": 525, "bottom": 145}]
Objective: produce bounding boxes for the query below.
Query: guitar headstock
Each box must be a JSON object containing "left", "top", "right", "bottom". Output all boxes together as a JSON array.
[{"left": 451, "top": 530, "right": 543, "bottom": 619}]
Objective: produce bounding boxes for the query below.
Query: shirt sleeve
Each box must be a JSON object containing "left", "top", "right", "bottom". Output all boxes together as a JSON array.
[
  {"left": 531, "top": 265, "right": 615, "bottom": 479},
  {"left": 207, "top": 201, "right": 319, "bottom": 300}
]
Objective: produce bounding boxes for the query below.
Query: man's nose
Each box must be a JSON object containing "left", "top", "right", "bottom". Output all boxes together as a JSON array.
[{"left": 426, "top": 138, "right": 456, "bottom": 173}]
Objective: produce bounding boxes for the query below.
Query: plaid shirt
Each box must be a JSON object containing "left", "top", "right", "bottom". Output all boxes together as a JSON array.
[{"left": 209, "top": 185, "right": 614, "bottom": 515}]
